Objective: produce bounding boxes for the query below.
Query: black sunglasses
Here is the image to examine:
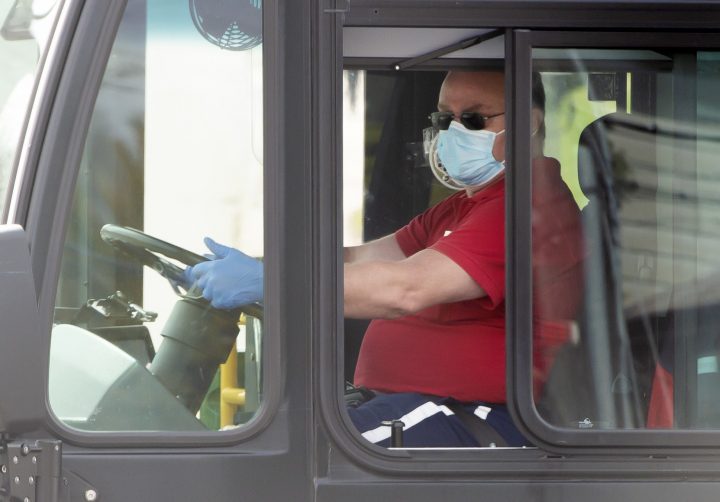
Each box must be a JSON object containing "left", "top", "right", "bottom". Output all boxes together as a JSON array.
[{"left": 429, "top": 111, "right": 504, "bottom": 131}]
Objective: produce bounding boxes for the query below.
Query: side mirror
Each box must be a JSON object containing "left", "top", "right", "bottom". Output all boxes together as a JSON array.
[
  {"left": 0, "top": 0, "right": 33, "bottom": 41},
  {"left": 0, "top": 225, "right": 44, "bottom": 433}
]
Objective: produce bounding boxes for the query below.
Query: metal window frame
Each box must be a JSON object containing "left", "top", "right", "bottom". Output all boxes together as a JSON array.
[
  {"left": 321, "top": 26, "right": 720, "bottom": 480},
  {"left": 11, "top": 0, "right": 284, "bottom": 447},
  {"left": 344, "top": 0, "right": 720, "bottom": 30},
  {"left": 508, "top": 29, "right": 720, "bottom": 452}
]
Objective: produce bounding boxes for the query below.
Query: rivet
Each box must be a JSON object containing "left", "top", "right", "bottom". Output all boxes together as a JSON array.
[
  {"left": 85, "top": 489, "right": 98, "bottom": 501},
  {"left": 12, "top": 456, "right": 18, "bottom": 464},
  {"left": 29, "top": 476, "right": 34, "bottom": 485},
  {"left": 13, "top": 476, "right": 20, "bottom": 484},
  {"left": 54, "top": 445, "right": 60, "bottom": 452},
  {"left": 1, "top": 464, "right": 6, "bottom": 473},
  {"left": 24, "top": 497, "right": 29, "bottom": 502},
  {"left": 21, "top": 444, "right": 29, "bottom": 455},
  {"left": 31, "top": 456, "right": 37, "bottom": 464}
]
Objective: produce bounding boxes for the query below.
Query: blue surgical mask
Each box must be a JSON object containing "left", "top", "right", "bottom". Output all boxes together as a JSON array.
[{"left": 437, "top": 121, "right": 505, "bottom": 188}]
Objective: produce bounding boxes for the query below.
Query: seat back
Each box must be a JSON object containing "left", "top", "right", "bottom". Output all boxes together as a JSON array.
[{"left": 539, "top": 112, "right": 659, "bottom": 429}]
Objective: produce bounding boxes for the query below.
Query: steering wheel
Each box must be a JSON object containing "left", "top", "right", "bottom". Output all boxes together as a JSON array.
[
  {"left": 99, "top": 224, "right": 264, "bottom": 415},
  {"left": 100, "top": 224, "right": 262, "bottom": 319}
]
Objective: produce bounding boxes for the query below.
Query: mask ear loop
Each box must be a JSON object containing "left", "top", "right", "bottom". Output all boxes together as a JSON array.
[{"left": 423, "top": 127, "right": 465, "bottom": 191}]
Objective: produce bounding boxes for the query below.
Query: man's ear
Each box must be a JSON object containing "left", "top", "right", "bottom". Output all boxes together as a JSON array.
[{"left": 531, "top": 108, "right": 544, "bottom": 136}]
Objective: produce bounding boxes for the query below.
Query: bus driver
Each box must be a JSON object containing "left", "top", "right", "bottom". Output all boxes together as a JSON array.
[{"left": 186, "top": 71, "right": 584, "bottom": 447}]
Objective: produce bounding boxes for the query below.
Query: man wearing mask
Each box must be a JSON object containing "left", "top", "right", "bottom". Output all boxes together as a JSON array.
[{"left": 187, "top": 70, "right": 583, "bottom": 447}]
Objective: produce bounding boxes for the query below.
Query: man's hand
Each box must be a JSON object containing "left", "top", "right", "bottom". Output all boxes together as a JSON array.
[{"left": 185, "top": 238, "right": 264, "bottom": 309}]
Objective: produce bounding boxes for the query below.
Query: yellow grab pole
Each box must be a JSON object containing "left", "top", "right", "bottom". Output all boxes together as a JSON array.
[
  {"left": 220, "top": 342, "right": 240, "bottom": 428},
  {"left": 219, "top": 314, "right": 250, "bottom": 428}
]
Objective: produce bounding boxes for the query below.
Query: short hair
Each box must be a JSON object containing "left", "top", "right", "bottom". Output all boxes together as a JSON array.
[
  {"left": 531, "top": 71, "right": 546, "bottom": 144},
  {"left": 532, "top": 71, "right": 545, "bottom": 114}
]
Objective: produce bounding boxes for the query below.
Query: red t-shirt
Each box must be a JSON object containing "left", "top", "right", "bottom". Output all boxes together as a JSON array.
[{"left": 353, "top": 157, "right": 584, "bottom": 403}]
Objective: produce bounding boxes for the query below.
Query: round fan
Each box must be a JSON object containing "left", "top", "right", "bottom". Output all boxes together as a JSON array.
[{"left": 189, "top": 0, "right": 262, "bottom": 51}]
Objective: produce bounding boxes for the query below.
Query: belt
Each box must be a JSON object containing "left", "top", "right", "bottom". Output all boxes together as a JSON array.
[{"left": 446, "top": 403, "right": 508, "bottom": 447}]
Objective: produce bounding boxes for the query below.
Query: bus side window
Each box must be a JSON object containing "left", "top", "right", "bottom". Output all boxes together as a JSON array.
[{"left": 534, "top": 52, "right": 720, "bottom": 432}]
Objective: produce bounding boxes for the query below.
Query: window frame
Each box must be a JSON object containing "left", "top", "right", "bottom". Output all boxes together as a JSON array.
[
  {"left": 14, "top": 0, "right": 283, "bottom": 447},
  {"left": 508, "top": 29, "right": 720, "bottom": 451},
  {"left": 322, "top": 25, "right": 720, "bottom": 474}
]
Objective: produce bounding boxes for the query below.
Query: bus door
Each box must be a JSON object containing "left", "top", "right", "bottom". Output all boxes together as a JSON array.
[{"left": 0, "top": 0, "right": 312, "bottom": 500}]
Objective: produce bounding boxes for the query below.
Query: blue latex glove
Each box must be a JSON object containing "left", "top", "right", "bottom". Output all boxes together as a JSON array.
[{"left": 185, "top": 237, "right": 264, "bottom": 309}]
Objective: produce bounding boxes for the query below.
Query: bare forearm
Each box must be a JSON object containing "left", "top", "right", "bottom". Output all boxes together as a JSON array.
[
  {"left": 344, "top": 234, "right": 406, "bottom": 264},
  {"left": 343, "top": 249, "right": 487, "bottom": 320},
  {"left": 344, "top": 261, "right": 419, "bottom": 319}
]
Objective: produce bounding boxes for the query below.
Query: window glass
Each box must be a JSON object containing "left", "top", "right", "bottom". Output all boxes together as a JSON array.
[
  {"left": 0, "top": 0, "right": 60, "bottom": 214},
  {"left": 49, "top": 0, "right": 264, "bottom": 432},
  {"left": 342, "top": 69, "right": 454, "bottom": 386},
  {"left": 343, "top": 63, "right": 540, "bottom": 449},
  {"left": 534, "top": 48, "right": 720, "bottom": 430},
  {"left": 342, "top": 70, "right": 451, "bottom": 247}
]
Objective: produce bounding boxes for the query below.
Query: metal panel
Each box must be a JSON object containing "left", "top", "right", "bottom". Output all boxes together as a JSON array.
[
  {"left": 343, "top": 27, "right": 504, "bottom": 59},
  {"left": 344, "top": 0, "right": 720, "bottom": 30},
  {"left": 673, "top": 53, "right": 699, "bottom": 429},
  {"left": 0, "top": 225, "right": 43, "bottom": 434},
  {"left": 506, "top": 26, "right": 535, "bottom": 454},
  {"left": 317, "top": 480, "right": 720, "bottom": 502}
]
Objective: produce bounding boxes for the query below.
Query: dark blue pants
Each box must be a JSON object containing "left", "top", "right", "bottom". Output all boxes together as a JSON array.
[{"left": 346, "top": 392, "right": 530, "bottom": 448}]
